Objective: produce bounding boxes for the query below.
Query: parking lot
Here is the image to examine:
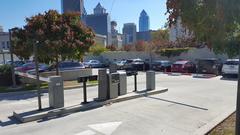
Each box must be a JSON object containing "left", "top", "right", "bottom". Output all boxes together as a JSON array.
[{"left": 0, "top": 72, "right": 237, "bottom": 135}]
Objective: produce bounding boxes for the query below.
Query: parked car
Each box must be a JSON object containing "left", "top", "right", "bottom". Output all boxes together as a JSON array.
[
  {"left": 171, "top": 60, "right": 196, "bottom": 73},
  {"left": 152, "top": 60, "right": 172, "bottom": 72},
  {"left": 84, "top": 60, "right": 104, "bottom": 68},
  {"left": 6, "top": 60, "right": 25, "bottom": 67},
  {"left": 196, "top": 58, "right": 222, "bottom": 75},
  {"left": 222, "top": 59, "right": 239, "bottom": 77},
  {"left": 114, "top": 60, "right": 126, "bottom": 70},
  {"left": 15, "top": 63, "right": 49, "bottom": 73},
  {"left": 123, "top": 59, "right": 147, "bottom": 71},
  {"left": 49, "top": 61, "right": 85, "bottom": 71}
]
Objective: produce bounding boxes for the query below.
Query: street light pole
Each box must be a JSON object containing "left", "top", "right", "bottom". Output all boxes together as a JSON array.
[
  {"left": 33, "top": 41, "right": 42, "bottom": 110},
  {"left": 8, "top": 29, "right": 16, "bottom": 88},
  {"left": 236, "top": 48, "right": 240, "bottom": 135}
]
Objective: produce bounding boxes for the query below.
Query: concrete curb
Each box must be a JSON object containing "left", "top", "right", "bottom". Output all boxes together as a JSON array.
[
  {"left": 13, "top": 88, "right": 168, "bottom": 123},
  {"left": 193, "top": 107, "right": 236, "bottom": 135},
  {"left": 157, "top": 72, "right": 218, "bottom": 78}
]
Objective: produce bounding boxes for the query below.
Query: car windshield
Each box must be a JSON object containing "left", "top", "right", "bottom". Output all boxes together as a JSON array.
[
  {"left": 154, "top": 61, "right": 169, "bottom": 65},
  {"left": 174, "top": 61, "right": 188, "bottom": 65},
  {"left": 224, "top": 61, "right": 239, "bottom": 65},
  {"left": 59, "top": 62, "right": 82, "bottom": 68},
  {"left": 198, "top": 60, "right": 216, "bottom": 66},
  {"left": 22, "top": 63, "right": 34, "bottom": 67},
  {"left": 126, "top": 60, "right": 133, "bottom": 64}
]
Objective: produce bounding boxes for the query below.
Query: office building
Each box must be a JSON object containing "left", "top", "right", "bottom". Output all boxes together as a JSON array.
[
  {"left": 122, "top": 23, "right": 137, "bottom": 45},
  {"left": 85, "top": 3, "right": 112, "bottom": 45},
  {"left": 139, "top": 10, "right": 150, "bottom": 32},
  {"left": 111, "top": 21, "right": 123, "bottom": 48},
  {"left": 137, "top": 31, "right": 151, "bottom": 42},
  {"left": 0, "top": 32, "right": 10, "bottom": 51},
  {"left": 62, "top": 0, "right": 85, "bottom": 17},
  {"left": 94, "top": 3, "right": 107, "bottom": 15},
  {"left": 95, "top": 34, "right": 107, "bottom": 47},
  {"left": 0, "top": 26, "right": 3, "bottom": 32}
]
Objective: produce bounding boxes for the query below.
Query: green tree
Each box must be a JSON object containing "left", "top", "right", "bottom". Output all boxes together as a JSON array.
[
  {"left": 89, "top": 44, "right": 108, "bottom": 56},
  {"left": 106, "top": 45, "right": 117, "bottom": 51},
  {"left": 151, "top": 29, "right": 169, "bottom": 42},
  {"left": 166, "top": 0, "right": 240, "bottom": 133},
  {"left": 166, "top": 0, "right": 240, "bottom": 57},
  {"left": 135, "top": 40, "right": 147, "bottom": 52},
  {"left": 11, "top": 28, "right": 32, "bottom": 60},
  {"left": 12, "top": 10, "right": 95, "bottom": 75}
]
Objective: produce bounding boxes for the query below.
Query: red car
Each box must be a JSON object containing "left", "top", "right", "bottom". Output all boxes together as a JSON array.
[
  {"left": 171, "top": 60, "right": 196, "bottom": 73},
  {"left": 15, "top": 63, "right": 49, "bottom": 73}
]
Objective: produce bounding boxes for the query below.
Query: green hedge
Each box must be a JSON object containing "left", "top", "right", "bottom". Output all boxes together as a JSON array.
[{"left": 156, "top": 48, "right": 190, "bottom": 58}]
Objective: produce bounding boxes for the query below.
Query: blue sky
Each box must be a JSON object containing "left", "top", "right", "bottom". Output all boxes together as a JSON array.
[{"left": 0, "top": 0, "right": 167, "bottom": 32}]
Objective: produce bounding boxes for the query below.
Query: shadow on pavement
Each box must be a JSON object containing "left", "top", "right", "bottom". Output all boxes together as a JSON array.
[
  {"left": 0, "top": 116, "right": 21, "bottom": 127},
  {"left": 37, "top": 113, "right": 70, "bottom": 123},
  {"left": 146, "top": 96, "right": 208, "bottom": 111},
  {"left": 220, "top": 77, "right": 238, "bottom": 81},
  {"left": 12, "top": 103, "right": 104, "bottom": 124},
  {"left": 0, "top": 90, "right": 48, "bottom": 101}
]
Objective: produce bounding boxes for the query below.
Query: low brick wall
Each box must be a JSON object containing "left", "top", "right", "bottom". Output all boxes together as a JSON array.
[
  {"left": 40, "top": 69, "right": 93, "bottom": 81},
  {"left": 19, "top": 69, "right": 93, "bottom": 84}
]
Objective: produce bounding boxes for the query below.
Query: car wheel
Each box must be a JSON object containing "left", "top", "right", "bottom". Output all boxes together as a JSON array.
[{"left": 215, "top": 70, "right": 219, "bottom": 76}]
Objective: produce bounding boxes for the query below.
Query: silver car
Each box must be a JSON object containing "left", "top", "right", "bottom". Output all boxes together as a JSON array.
[
  {"left": 84, "top": 60, "right": 104, "bottom": 68},
  {"left": 222, "top": 59, "right": 239, "bottom": 77}
]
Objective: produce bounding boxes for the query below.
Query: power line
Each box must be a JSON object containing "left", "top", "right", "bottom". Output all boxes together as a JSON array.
[{"left": 110, "top": 0, "right": 116, "bottom": 15}]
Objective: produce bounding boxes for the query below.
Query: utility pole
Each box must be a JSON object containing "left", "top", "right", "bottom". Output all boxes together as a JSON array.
[
  {"left": 236, "top": 47, "right": 240, "bottom": 135},
  {"left": 8, "top": 29, "right": 16, "bottom": 88},
  {"left": 34, "top": 41, "right": 42, "bottom": 110}
]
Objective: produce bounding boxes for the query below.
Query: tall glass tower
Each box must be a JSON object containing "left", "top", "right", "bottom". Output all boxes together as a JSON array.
[{"left": 139, "top": 10, "right": 150, "bottom": 32}]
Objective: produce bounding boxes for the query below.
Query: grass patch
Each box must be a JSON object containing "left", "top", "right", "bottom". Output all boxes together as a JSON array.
[
  {"left": 208, "top": 113, "right": 235, "bottom": 135},
  {"left": 0, "top": 83, "right": 49, "bottom": 93},
  {"left": 24, "top": 83, "right": 49, "bottom": 90},
  {"left": 0, "top": 86, "right": 9, "bottom": 92}
]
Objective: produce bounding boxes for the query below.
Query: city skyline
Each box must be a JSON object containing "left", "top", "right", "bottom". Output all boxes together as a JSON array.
[{"left": 0, "top": 0, "right": 167, "bottom": 32}]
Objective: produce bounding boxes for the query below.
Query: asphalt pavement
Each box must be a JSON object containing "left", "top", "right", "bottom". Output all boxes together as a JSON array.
[{"left": 0, "top": 72, "right": 237, "bottom": 135}]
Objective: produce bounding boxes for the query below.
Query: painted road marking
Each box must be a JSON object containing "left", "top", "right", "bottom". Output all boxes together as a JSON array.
[
  {"left": 88, "top": 122, "right": 122, "bottom": 135},
  {"left": 75, "top": 130, "right": 96, "bottom": 135}
]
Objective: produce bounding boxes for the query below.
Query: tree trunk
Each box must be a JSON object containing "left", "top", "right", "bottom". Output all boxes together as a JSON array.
[
  {"left": 56, "top": 56, "right": 59, "bottom": 75},
  {"left": 33, "top": 42, "right": 42, "bottom": 110},
  {"left": 235, "top": 47, "right": 240, "bottom": 135}
]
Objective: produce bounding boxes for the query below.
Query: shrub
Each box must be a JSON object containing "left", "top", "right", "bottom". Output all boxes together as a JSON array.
[
  {"left": 0, "top": 65, "right": 19, "bottom": 86},
  {"left": 156, "top": 48, "right": 190, "bottom": 58}
]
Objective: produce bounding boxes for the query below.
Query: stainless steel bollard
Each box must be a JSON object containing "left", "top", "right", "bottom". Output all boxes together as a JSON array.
[
  {"left": 98, "top": 69, "right": 108, "bottom": 100},
  {"left": 48, "top": 76, "right": 64, "bottom": 108},
  {"left": 119, "top": 72, "right": 127, "bottom": 96},
  {"left": 146, "top": 71, "right": 155, "bottom": 91}
]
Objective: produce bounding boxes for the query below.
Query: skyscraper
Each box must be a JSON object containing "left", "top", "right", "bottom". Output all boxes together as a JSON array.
[
  {"left": 85, "top": 3, "right": 112, "bottom": 45},
  {"left": 0, "top": 26, "right": 3, "bottom": 32},
  {"left": 111, "top": 21, "right": 123, "bottom": 48},
  {"left": 62, "top": 0, "right": 84, "bottom": 16},
  {"left": 94, "top": 3, "right": 107, "bottom": 15},
  {"left": 139, "top": 10, "right": 150, "bottom": 32},
  {"left": 122, "top": 23, "right": 137, "bottom": 45}
]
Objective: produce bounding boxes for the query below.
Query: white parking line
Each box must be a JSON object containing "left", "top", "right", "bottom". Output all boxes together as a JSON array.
[{"left": 75, "top": 130, "right": 96, "bottom": 135}]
